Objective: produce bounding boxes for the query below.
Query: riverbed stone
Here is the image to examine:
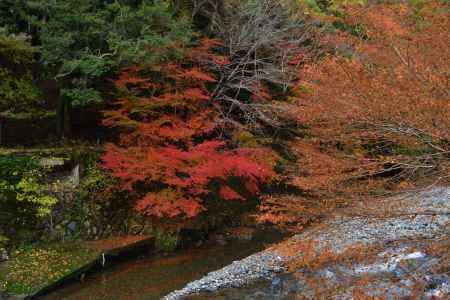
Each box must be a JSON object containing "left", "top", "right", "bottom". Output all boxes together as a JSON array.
[{"left": 67, "top": 221, "right": 77, "bottom": 233}]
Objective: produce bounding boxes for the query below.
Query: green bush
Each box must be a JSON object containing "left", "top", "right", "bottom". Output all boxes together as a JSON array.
[
  {"left": 154, "top": 230, "right": 179, "bottom": 252},
  {"left": 0, "top": 155, "right": 58, "bottom": 242},
  {"left": 0, "top": 235, "right": 8, "bottom": 248}
]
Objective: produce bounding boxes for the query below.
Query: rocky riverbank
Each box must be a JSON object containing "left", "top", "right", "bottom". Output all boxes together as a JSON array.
[
  {"left": 163, "top": 251, "right": 285, "bottom": 300},
  {"left": 163, "top": 187, "right": 450, "bottom": 299}
]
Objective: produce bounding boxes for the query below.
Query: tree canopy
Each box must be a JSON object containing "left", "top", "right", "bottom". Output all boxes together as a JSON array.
[
  {"left": 1, "top": 0, "right": 192, "bottom": 136},
  {"left": 0, "top": 28, "right": 40, "bottom": 115}
]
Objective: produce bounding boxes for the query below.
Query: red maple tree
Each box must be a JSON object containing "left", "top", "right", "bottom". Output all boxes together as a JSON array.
[{"left": 101, "top": 39, "right": 277, "bottom": 219}]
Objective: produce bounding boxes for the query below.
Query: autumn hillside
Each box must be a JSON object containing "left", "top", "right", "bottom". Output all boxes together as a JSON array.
[
  {"left": 258, "top": 0, "right": 450, "bottom": 231},
  {"left": 0, "top": 0, "right": 449, "bottom": 299}
]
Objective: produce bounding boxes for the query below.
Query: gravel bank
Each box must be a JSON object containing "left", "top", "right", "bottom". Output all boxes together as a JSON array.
[
  {"left": 162, "top": 187, "right": 450, "bottom": 299},
  {"left": 162, "top": 251, "right": 286, "bottom": 300}
]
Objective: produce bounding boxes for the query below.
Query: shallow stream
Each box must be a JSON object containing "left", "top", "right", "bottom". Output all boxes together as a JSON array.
[{"left": 41, "top": 230, "right": 282, "bottom": 300}]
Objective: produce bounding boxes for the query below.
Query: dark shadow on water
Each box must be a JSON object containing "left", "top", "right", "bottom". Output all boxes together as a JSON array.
[{"left": 40, "top": 229, "right": 284, "bottom": 300}]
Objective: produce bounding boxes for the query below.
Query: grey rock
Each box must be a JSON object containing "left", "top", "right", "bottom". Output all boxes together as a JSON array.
[
  {"left": 0, "top": 248, "right": 8, "bottom": 262},
  {"left": 270, "top": 276, "right": 283, "bottom": 295},
  {"left": 67, "top": 221, "right": 77, "bottom": 232},
  {"left": 38, "top": 157, "right": 65, "bottom": 167},
  {"left": 426, "top": 274, "right": 450, "bottom": 286},
  {"left": 70, "top": 164, "right": 80, "bottom": 187}
]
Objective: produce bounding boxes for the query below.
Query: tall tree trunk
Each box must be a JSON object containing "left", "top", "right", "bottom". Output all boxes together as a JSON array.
[
  {"left": 56, "top": 97, "right": 64, "bottom": 137},
  {"left": 0, "top": 119, "right": 3, "bottom": 146},
  {"left": 56, "top": 97, "right": 72, "bottom": 138},
  {"left": 63, "top": 98, "right": 72, "bottom": 138}
]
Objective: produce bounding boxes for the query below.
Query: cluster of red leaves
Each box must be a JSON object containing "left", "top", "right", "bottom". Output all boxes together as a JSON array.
[
  {"left": 101, "top": 39, "right": 276, "bottom": 219},
  {"left": 102, "top": 141, "right": 275, "bottom": 218}
]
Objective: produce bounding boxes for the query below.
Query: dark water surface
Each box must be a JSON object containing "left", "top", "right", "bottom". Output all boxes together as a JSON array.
[{"left": 41, "top": 230, "right": 282, "bottom": 300}]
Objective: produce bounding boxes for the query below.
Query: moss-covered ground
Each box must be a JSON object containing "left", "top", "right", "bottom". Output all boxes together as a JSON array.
[
  {"left": 0, "top": 243, "right": 98, "bottom": 295},
  {"left": 0, "top": 235, "right": 153, "bottom": 296}
]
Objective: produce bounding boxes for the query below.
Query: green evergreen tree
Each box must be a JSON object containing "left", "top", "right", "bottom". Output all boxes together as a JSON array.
[
  {"left": 1, "top": 0, "right": 192, "bottom": 137},
  {"left": 0, "top": 28, "right": 41, "bottom": 114},
  {"left": 40, "top": 0, "right": 192, "bottom": 137}
]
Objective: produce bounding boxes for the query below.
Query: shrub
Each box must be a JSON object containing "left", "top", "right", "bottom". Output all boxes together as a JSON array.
[{"left": 0, "top": 155, "right": 58, "bottom": 242}]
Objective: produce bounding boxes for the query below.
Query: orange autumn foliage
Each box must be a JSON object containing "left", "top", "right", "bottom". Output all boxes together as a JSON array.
[
  {"left": 101, "top": 39, "right": 277, "bottom": 219},
  {"left": 256, "top": 0, "right": 449, "bottom": 230},
  {"left": 293, "top": 0, "right": 449, "bottom": 189}
]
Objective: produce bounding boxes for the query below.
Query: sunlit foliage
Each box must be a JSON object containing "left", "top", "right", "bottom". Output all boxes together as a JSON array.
[{"left": 256, "top": 0, "right": 450, "bottom": 230}]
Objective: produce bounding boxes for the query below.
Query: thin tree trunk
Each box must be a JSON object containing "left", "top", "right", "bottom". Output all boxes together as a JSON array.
[
  {"left": 56, "top": 97, "right": 64, "bottom": 137},
  {"left": 0, "top": 120, "right": 3, "bottom": 146},
  {"left": 63, "top": 98, "right": 72, "bottom": 138},
  {"left": 56, "top": 97, "right": 72, "bottom": 138}
]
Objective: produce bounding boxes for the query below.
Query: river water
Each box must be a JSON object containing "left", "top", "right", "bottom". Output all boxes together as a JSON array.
[{"left": 41, "top": 230, "right": 282, "bottom": 300}]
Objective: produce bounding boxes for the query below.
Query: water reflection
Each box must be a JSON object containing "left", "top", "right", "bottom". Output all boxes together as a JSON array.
[{"left": 42, "top": 230, "right": 282, "bottom": 300}]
